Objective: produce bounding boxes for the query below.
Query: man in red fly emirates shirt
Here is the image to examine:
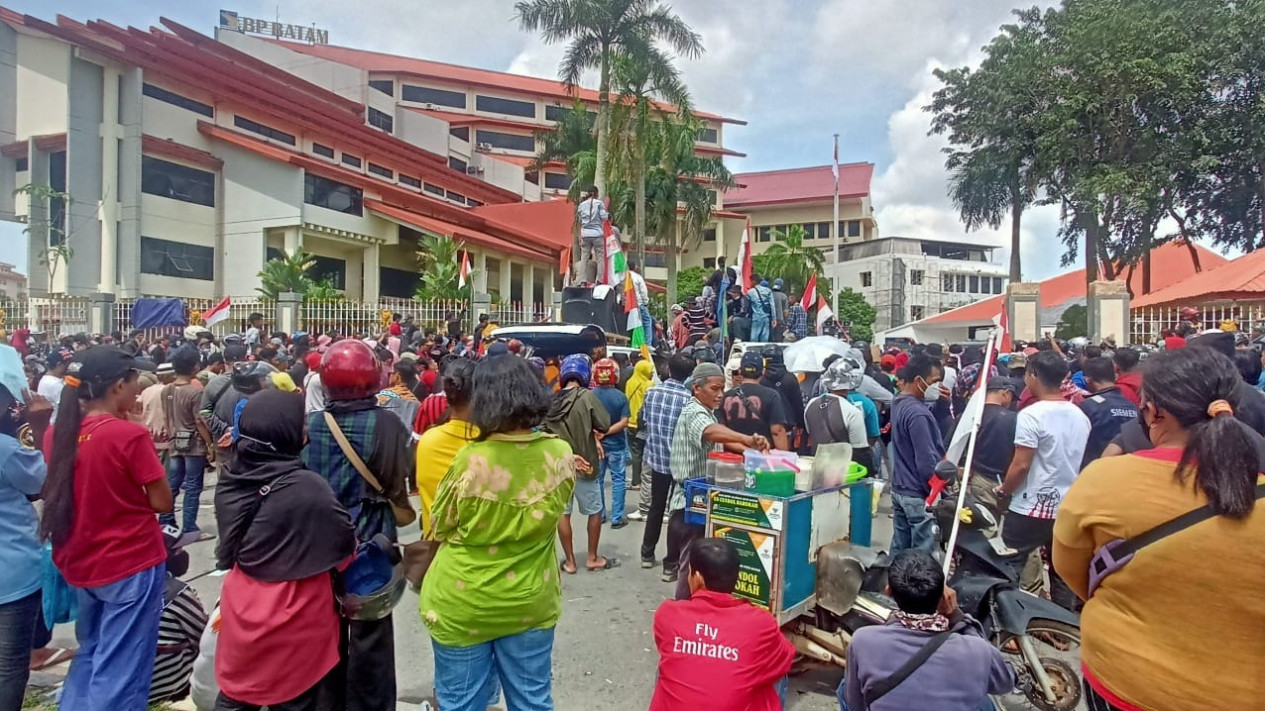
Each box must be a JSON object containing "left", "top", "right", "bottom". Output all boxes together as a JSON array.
[{"left": 650, "top": 538, "right": 795, "bottom": 710}]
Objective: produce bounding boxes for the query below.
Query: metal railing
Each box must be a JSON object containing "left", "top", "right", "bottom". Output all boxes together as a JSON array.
[{"left": 1130, "top": 304, "right": 1265, "bottom": 344}]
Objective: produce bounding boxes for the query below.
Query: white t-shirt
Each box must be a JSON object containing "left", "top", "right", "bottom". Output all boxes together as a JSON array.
[
  {"left": 37, "top": 374, "right": 64, "bottom": 423},
  {"left": 303, "top": 372, "right": 326, "bottom": 415},
  {"left": 629, "top": 270, "right": 649, "bottom": 306},
  {"left": 1011, "top": 399, "right": 1091, "bottom": 518}
]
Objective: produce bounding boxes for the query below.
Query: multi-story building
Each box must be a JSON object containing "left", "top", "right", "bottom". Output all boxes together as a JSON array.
[
  {"left": 829, "top": 236, "right": 1008, "bottom": 333},
  {"left": 0, "top": 262, "right": 26, "bottom": 298}
]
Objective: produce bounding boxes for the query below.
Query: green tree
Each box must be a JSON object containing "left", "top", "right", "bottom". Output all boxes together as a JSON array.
[
  {"left": 515, "top": 0, "right": 703, "bottom": 198},
  {"left": 415, "top": 235, "right": 472, "bottom": 301},
  {"left": 1054, "top": 303, "right": 1088, "bottom": 340},
  {"left": 835, "top": 288, "right": 877, "bottom": 342},
  {"left": 256, "top": 248, "right": 316, "bottom": 300},
  {"left": 674, "top": 265, "right": 708, "bottom": 304},
  {"left": 533, "top": 100, "right": 597, "bottom": 204},
  {"left": 14, "top": 183, "right": 75, "bottom": 291},
  {"left": 305, "top": 278, "right": 345, "bottom": 302},
  {"left": 757, "top": 224, "right": 825, "bottom": 293}
]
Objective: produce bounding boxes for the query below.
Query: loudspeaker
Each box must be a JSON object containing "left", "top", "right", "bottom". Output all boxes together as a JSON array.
[{"left": 562, "top": 286, "right": 620, "bottom": 334}]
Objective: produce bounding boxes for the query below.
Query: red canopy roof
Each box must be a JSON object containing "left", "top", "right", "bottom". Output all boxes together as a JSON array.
[
  {"left": 1132, "top": 247, "right": 1265, "bottom": 307},
  {"left": 725, "top": 164, "right": 873, "bottom": 208},
  {"left": 923, "top": 242, "right": 1226, "bottom": 325}
]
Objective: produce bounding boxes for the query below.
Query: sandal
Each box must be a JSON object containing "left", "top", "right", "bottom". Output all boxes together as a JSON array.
[
  {"left": 586, "top": 557, "right": 619, "bottom": 572},
  {"left": 559, "top": 560, "right": 578, "bottom": 575},
  {"left": 30, "top": 647, "right": 74, "bottom": 671}
]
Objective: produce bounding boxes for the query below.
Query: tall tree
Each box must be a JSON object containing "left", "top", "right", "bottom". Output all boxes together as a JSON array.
[
  {"left": 515, "top": 0, "right": 703, "bottom": 198},
  {"left": 758, "top": 224, "right": 825, "bottom": 293}
]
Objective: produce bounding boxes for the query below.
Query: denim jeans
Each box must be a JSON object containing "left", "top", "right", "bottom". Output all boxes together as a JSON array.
[
  {"left": 60, "top": 563, "right": 165, "bottom": 711},
  {"left": 750, "top": 316, "right": 770, "bottom": 342},
  {"left": 639, "top": 305, "right": 655, "bottom": 346},
  {"left": 431, "top": 627, "right": 554, "bottom": 711},
  {"left": 159, "top": 455, "right": 207, "bottom": 534},
  {"left": 0, "top": 591, "right": 40, "bottom": 711},
  {"left": 599, "top": 447, "right": 630, "bottom": 525},
  {"left": 890, "top": 491, "right": 935, "bottom": 553}
]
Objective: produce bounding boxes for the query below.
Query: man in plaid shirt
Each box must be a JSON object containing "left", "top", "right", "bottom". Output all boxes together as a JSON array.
[
  {"left": 787, "top": 296, "right": 808, "bottom": 340},
  {"left": 638, "top": 353, "right": 696, "bottom": 569}
]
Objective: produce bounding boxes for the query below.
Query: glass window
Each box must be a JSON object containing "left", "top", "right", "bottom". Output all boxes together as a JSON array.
[
  {"left": 969, "top": 275, "right": 980, "bottom": 293},
  {"left": 402, "top": 85, "right": 466, "bottom": 109},
  {"left": 758, "top": 226, "right": 772, "bottom": 242},
  {"left": 309, "top": 255, "right": 346, "bottom": 289},
  {"left": 817, "top": 221, "right": 832, "bottom": 240},
  {"left": 697, "top": 127, "right": 718, "bottom": 143},
  {"left": 142, "top": 83, "right": 213, "bottom": 118},
  {"left": 399, "top": 175, "right": 421, "bottom": 189},
  {"left": 475, "top": 95, "right": 536, "bottom": 118},
  {"left": 860, "top": 272, "right": 873, "bottom": 288},
  {"left": 380, "top": 266, "right": 419, "bottom": 298},
  {"left": 14, "top": 157, "right": 28, "bottom": 172},
  {"left": 544, "top": 172, "right": 572, "bottom": 190},
  {"left": 848, "top": 220, "right": 861, "bottom": 237},
  {"left": 141, "top": 156, "right": 215, "bottom": 207},
  {"left": 424, "top": 183, "right": 444, "bottom": 196},
  {"left": 447, "top": 190, "right": 468, "bottom": 205},
  {"left": 644, "top": 252, "right": 666, "bottom": 268},
  {"left": 994, "top": 277, "right": 1004, "bottom": 294},
  {"left": 475, "top": 130, "right": 534, "bottom": 152},
  {"left": 48, "top": 152, "right": 65, "bottom": 246},
  {"left": 703, "top": 258, "right": 716, "bottom": 269},
  {"left": 544, "top": 104, "right": 566, "bottom": 122},
  {"left": 449, "top": 156, "right": 468, "bottom": 173},
  {"left": 368, "top": 163, "right": 392, "bottom": 178},
  {"left": 312, "top": 143, "right": 334, "bottom": 159},
  {"left": 525, "top": 170, "right": 539, "bottom": 185},
  {"left": 304, "top": 173, "right": 363, "bottom": 216},
  {"left": 368, "top": 107, "right": 393, "bottom": 133},
  {"left": 467, "top": 198, "right": 483, "bottom": 207},
  {"left": 942, "top": 273, "right": 955, "bottom": 292},
  {"left": 911, "top": 306, "right": 925, "bottom": 321},
  {"left": 910, "top": 269, "right": 923, "bottom": 286},
  {"left": 368, "top": 79, "right": 394, "bottom": 96},
  {"left": 449, "top": 126, "right": 470, "bottom": 142},
  {"left": 233, "top": 115, "right": 295, "bottom": 145},
  {"left": 956, "top": 275, "right": 966, "bottom": 292},
  {"left": 140, "top": 237, "right": 214, "bottom": 281},
  {"left": 341, "top": 154, "right": 362, "bottom": 168},
  {"left": 703, "top": 228, "right": 717, "bottom": 242},
  {"left": 800, "top": 223, "right": 816, "bottom": 240}
]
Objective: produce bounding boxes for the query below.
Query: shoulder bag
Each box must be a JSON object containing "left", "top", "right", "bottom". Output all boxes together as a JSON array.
[
  {"left": 863, "top": 630, "right": 953, "bottom": 706},
  {"left": 164, "top": 383, "right": 196, "bottom": 454},
  {"left": 322, "top": 412, "right": 416, "bottom": 528}
]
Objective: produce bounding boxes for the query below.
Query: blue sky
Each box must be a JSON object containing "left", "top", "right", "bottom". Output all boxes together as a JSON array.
[{"left": 2, "top": 0, "right": 1078, "bottom": 280}]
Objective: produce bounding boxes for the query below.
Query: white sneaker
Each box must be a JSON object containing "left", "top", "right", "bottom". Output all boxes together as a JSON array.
[{"left": 627, "top": 511, "right": 646, "bottom": 522}]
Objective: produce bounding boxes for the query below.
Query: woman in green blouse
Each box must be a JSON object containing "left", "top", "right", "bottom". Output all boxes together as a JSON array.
[{"left": 420, "top": 355, "right": 576, "bottom": 711}]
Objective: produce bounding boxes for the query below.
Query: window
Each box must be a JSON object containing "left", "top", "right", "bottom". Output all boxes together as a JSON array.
[
  {"left": 367, "top": 107, "right": 393, "bottom": 133},
  {"left": 141, "top": 237, "right": 214, "bottom": 281},
  {"left": 312, "top": 143, "right": 335, "bottom": 159},
  {"left": 342, "top": 154, "right": 362, "bottom": 168},
  {"left": 860, "top": 271, "right": 873, "bottom": 287},
  {"left": 475, "top": 130, "right": 534, "bottom": 152},
  {"left": 475, "top": 95, "right": 536, "bottom": 118},
  {"left": 994, "top": 277, "right": 1004, "bottom": 294},
  {"left": 644, "top": 252, "right": 666, "bottom": 268},
  {"left": 367, "top": 163, "right": 392, "bottom": 178},
  {"left": 800, "top": 223, "right": 816, "bottom": 240},
  {"left": 817, "top": 221, "right": 832, "bottom": 239},
  {"left": 703, "top": 258, "right": 716, "bottom": 269},
  {"left": 703, "top": 228, "right": 717, "bottom": 242},
  {"left": 697, "top": 127, "right": 718, "bottom": 143},
  {"left": 310, "top": 256, "right": 346, "bottom": 289},
  {"left": 380, "top": 266, "right": 419, "bottom": 298},
  {"left": 447, "top": 190, "right": 467, "bottom": 205},
  {"left": 910, "top": 269, "right": 924, "bottom": 286},
  {"left": 449, "top": 126, "right": 470, "bottom": 142},
  {"left": 48, "top": 152, "right": 65, "bottom": 246},
  {"left": 424, "top": 183, "right": 444, "bottom": 196},
  {"left": 544, "top": 104, "right": 566, "bottom": 122},
  {"left": 848, "top": 220, "right": 862, "bottom": 238},
  {"left": 467, "top": 198, "right": 483, "bottom": 207},
  {"left": 142, "top": 83, "right": 214, "bottom": 118},
  {"left": 233, "top": 116, "right": 295, "bottom": 145},
  {"left": 911, "top": 306, "right": 925, "bottom": 321},
  {"left": 758, "top": 226, "right": 772, "bottom": 242},
  {"left": 449, "top": 156, "right": 468, "bottom": 173},
  {"left": 942, "top": 273, "right": 955, "bottom": 292},
  {"left": 956, "top": 275, "right": 966, "bottom": 293},
  {"left": 969, "top": 275, "right": 980, "bottom": 293},
  {"left": 399, "top": 174, "right": 421, "bottom": 189},
  {"left": 525, "top": 170, "right": 539, "bottom": 185},
  {"left": 368, "top": 79, "right": 394, "bottom": 96},
  {"left": 14, "top": 157, "right": 28, "bottom": 172},
  {"left": 141, "top": 156, "right": 215, "bottom": 207},
  {"left": 304, "top": 173, "right": 363, "bottom": 216},
  {"left": 402, "top": 85, "right": 466, "bottom": 109},
  {"left": 544, "top": 172, "right": 572, "bottom": 190}
]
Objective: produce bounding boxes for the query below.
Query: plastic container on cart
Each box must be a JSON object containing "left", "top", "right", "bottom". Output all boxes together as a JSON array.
[
  {"left": 707, "top": 452, "right": 746, "bottom": 489},
  {"left": 747, "top": 469, "right": 796, "bottom": 497},
  {"left": 684, "top": 477, "right": 709, "bottom": 525},
  {"left": 794, "top": 456, "right": 814, "bottom": 492},
  {"left": 743, "top": 450, "right": 800, "bottom": 474}
]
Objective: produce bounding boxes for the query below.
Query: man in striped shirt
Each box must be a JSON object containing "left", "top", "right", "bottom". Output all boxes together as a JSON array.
[
  {"left": 683, "top": 298, "right": 711, "bottom": 347},
  {"left": 149, "top": 528, "right": 209, "bottom": 705},
  {"left": 639, "top": 353, "right": 696, "bottom": 569}
]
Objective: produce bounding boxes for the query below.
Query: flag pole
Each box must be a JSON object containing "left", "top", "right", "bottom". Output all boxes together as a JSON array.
[
  {"left": 832, "top": 133, "right": 840, "bottom": 315},
  {"left": 941, "top": 329, "right": 999, "bottom": 577}
]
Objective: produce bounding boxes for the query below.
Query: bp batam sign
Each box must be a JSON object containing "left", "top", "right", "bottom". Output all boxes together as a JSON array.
[{"left": 219, "top": 10, "right": 329, "bottom": 45}]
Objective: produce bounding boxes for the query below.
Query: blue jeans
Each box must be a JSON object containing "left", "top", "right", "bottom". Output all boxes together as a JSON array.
[
  {"left": 751, "top": 316, "right": 770, "bottom": 342},
  {"left": 61, "top": 563, "right": 165, "bottom": 711},
  {"left": 431, "top": 627, "right": 554, "bottom": 711},
  {"left": 160, "top": 455, "right": 207, "bottom": 534},
  {"left": 890, "top": 491, "right": 935, "bottom": 553},
  {"left": 0, "top": 591, "right": 40, "bottom": 711},
  {"left": 639, "top": 305, "right": 655, "bottom": 346},
  {"left": 599, "top": 447, "right": 630, "bottom": 524}
]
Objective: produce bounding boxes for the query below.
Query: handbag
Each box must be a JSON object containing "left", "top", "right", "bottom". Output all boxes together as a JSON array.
[
  {"left": 400, "top": 538, "right": 440, "bottom": 592},
  {"left": 162, "top": 384, "right": 196, "bottom": 454},
  {"left": 322, "top": 412, "right": 417, "bottom": 528}
]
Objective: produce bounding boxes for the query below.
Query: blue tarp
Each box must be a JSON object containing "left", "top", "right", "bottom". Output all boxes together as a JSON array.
[{"left": 130, "top": 298, "right": 187, "bottom": 329}]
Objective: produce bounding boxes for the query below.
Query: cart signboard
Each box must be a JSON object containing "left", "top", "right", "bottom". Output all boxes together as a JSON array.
[
  {"left": 709, "top": 490, "right": 784, "bottom": 529},
  {"left": 715, "top": 526, "right": 777, "bottom": 610}
]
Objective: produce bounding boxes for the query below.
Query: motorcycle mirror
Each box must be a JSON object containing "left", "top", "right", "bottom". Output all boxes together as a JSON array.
[{"left": 934, "top": 460, "right": 960, "bottom": 482}]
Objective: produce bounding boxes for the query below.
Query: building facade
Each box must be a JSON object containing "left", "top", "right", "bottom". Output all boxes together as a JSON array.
[{"left": 0, "top": 262, "right": 25, "bottom": 298}]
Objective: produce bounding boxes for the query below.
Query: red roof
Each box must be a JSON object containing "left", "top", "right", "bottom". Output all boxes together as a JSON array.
[
  {"left": 923, "top": 242, "right": 1226, "bottom": 325},
  {"left": 725, "top": 164, "right": 873, "bottom": 208},
  {"left": 472, "top": 199, "right": 575, "bottom": 272},
  {"left": 1132, "top": 247, "right": 1265, "bottom": 307},
  {"left": 365, "top": 200, "right": 548, "bottom": 263},
  {"left": 269, "top": 40, "right": 743, "bottom": 125}
]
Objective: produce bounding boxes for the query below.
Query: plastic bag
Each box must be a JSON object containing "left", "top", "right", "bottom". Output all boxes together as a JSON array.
[{"left": 40, "top": 543, "right": 77, "bottom": 627}]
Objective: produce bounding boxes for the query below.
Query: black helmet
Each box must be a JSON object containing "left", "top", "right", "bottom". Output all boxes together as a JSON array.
[
  {"left": 761, "top": 344, "right": 783, "bottom": 363},
  {"left": 691, "top": 344, "right": 716, "bottom": 363},
  {"left": 231, "top": 361, "right": 277, "bottom": 394}
]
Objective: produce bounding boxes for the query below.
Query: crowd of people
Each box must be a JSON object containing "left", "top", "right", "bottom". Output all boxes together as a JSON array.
[{"left": 0, "top": 293, "right": 1260, "bottom": 711}]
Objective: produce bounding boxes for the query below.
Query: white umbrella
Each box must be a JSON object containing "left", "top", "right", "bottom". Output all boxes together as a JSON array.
[{"left": 783, "top": 336, "right": 853, "bottom": 373}]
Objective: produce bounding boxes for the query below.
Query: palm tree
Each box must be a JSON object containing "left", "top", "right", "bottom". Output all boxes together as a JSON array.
[
  {"left": 515, "top": 0, "right": 703, "bottom": 197},
  {"left": 944, "top": 147, "right": 1035, "bottom": 283},
  {"left": 257, "top": 248, "right": 316, "bottom": 300},
  {"left": 415, "top": 235, "right": 472, "bottom": 301},
  {"left": 533, "top": 100, "right": 597, "bottom": 202},
  {"left": 761, "top": 224, "right": 826, "bottom": 292}
]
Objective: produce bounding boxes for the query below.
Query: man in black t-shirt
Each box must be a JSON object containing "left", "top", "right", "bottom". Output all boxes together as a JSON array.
[
  {"left": 964, "top": 377, "right": 1019, "bottom": 518},
  {"left": 718, "top": 352, "right": 790, "bottom": 451}
]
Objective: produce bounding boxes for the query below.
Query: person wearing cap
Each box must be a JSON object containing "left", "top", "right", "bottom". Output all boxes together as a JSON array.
[
  {"left": 719, "top": 352, "right": 790, "bottom": 452},
  {"left": 38, "top": 348, "right": 73, "bottom": 423},
  {"left": 803, "top": 356, "right": 873, "bottom": 475},
  {"left": 769, "top": 278, "right": 789, "bottom": 342},
  {"left": 665, "top": 363, "right": 771, "bottom": 586},
  {"left": 40, "top": 346, "right": 174, "bottom": 710}
]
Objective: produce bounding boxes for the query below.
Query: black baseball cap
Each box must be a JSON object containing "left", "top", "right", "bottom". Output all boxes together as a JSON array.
[
  {"left": 740, "top": 351, "right": 765, "bottom": 378},
  {"left": 66, "top": 346, "right": 152, "bottom": 386}
]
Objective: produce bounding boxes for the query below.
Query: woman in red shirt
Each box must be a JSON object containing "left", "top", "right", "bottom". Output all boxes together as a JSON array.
[{"left": 41, "top": 346, "right": 173, "bottom": 711}]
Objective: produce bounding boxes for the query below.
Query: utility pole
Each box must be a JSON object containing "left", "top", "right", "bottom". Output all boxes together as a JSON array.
[{"left": 832, "top": 133, "right": 840, "bottom": 313}]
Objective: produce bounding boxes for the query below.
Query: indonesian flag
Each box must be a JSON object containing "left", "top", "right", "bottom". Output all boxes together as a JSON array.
[
  {"left": 802, "top": 273, "right": 818, "bottom": 311},
  {"left": 202, "top": 296, "right": 232, "bottom": 328},
  {"left": 458, "top": 250, "right": 472, "bottom": 289},
  {"left": 832, "top": 137, "right": 839, "bottom": 190},
  {"left": 994, "top": 308, "right": 1012, "bottom": 353},
  {"left": 605, "top": 228, "right": 626, "bottom": 287},
  {"left": 737, "top": 219, "right": 754, "bottom": 291},
  {"left": 816, "top": 295, "right": 834, "bottom": 333},
  {"left": 624, "top": 271, "right": 646, "bottom": 349}
]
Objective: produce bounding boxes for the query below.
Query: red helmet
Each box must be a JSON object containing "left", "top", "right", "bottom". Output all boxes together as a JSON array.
[
  {"left": 593, "top": 357, "right": 619, "bottom": 386},
  {"left": 321, "top": 340, "right": 383, "bottom": 400},
  {"left": 507, "top": 338, "right": 523, "bottom": 354}
]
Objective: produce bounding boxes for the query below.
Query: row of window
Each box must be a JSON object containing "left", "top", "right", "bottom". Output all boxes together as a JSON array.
[
  {"left": 233, "top": 116, "right": 295, "bottom": 146},
  {"left": 142, "top": 156, "right": 216, "bottom": 208},
  {"left": 143, "top": 83, "right": 214, "bottom": 118},
  {"left": 942, "top": 273, "right": 1006, "bottom": 295},
  {"left": 756, "top": 221, "right": 862, "bottom": 242}
]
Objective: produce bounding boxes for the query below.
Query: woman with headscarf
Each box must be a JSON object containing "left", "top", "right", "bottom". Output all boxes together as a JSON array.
[
  {"left": 624, "top": 358, "right": 654, "bottom": 495},
  {"left": 213, "top": 389, "right": 356, "bottom": 711}
]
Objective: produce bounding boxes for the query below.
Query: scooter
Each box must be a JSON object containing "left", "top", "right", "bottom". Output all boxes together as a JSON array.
[{"left": 785, "top": 464, "right": 1083, "bottom": 711}]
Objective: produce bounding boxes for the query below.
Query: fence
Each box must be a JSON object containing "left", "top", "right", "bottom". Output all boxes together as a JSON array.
[{"left": 1130, "top": 303, "right": 1265, "bottom": 344}]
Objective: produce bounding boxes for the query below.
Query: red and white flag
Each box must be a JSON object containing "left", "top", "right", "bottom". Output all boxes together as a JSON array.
[
  {"left": 816, "top": 295, "right": 835, "bottom": 333},
  {"left": 994, "top": 308, "right": 1011, "bottom": 353},
  {"left": 801, "top": 273, "right": 817, "bottom": 311},
  {"left": 458, "top": 250, "right": 472, "bottom": 289},
  {"left": 202, "top": 296, "right": 232, "bottom": 328},
  {"left": 831, "top": 136, "right": 839, "bottom": 190},
  {"left": 737, "top": 219, "right": 754, "bottom": 291}
]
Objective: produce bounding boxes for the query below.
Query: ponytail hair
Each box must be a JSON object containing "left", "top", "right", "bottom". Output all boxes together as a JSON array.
[
  {"left": 1142, "top": 347, "right": 1259, "bottom": 518},
  {"left": 40, "top": 381, "right": 85, "bottom": 545}
]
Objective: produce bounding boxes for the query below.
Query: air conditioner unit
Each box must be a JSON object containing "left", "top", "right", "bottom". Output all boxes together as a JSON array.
[
  {"left": 425, "top": 103, "right": 438, "bottom": 110},
  {"left": 466, "top": 165, "right": 485, "bottom": 175},
  {"left": 476, "top": 142, "right": 493, "bottom": 151}
]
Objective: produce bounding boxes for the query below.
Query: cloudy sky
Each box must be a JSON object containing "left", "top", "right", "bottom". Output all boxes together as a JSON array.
[{"left": 1, "top": 0, "right": 1071, "bottom": 280}]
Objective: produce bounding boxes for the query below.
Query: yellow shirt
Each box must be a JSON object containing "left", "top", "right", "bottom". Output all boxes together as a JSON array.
[
  {"left": 415, "top": 419, "right": 480, "bottom": 536},
  {"left": 1053, "top": 451, "right": 1265, "bottom": 710}
]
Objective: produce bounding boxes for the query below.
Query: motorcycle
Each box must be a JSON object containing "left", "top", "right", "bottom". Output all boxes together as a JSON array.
[{"left": 786, "top": 463, "right": 1083, "bottom": 711}]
